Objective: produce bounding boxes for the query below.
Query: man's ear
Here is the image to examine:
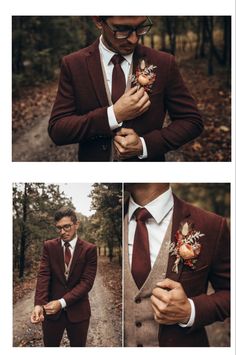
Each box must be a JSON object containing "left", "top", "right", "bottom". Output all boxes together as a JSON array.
[
  {"left": 93, "top": 16, "right": 103, "bottom": 30},
  {"left": 75, "top": 221, "right": 80, "bottom": 230}
]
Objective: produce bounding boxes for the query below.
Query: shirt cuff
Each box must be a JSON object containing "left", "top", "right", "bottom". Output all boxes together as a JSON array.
[
  {"left": 179, "top": 298, "right": 195, "bottom": 328},
  {"left": 59, "top": 298, "right": 67, "bottom": 309},
  {"left": 138, "top": 137, "right": 148, "bottom": 159},
  {"left": 107, "top": 106, "right": 123, "bottom": 130}
]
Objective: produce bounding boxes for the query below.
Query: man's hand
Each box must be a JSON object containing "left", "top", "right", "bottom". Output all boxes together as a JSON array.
[
  {"left": 114, "top": 86, "right": 151, "bottom": 123},
  {"left": 30, "top": 305, "right": 44, "bottom": 324},
  {"left": 43, "top": 300, "right": 62, "bottom": 315},
  {"left": 114, "top": 128, "right": 143, "bottom": 160},
  {"left": 151, "top": 278, "right": 191, "bottom": 325}
]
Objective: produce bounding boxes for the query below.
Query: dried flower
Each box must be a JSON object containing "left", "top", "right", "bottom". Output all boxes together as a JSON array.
[{"left": 169, "top": 221, "right": 204, "bottom": 274}]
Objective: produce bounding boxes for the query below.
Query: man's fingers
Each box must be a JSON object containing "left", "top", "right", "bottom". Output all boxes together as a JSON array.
[
  {"left": 156, "top": 278, "right": 180, "bottom": 290},
  {"left": 151, "top": 294, "right": 169, "bottom": 312},
  {"left": 114, "top": 135, "right": 127, "bottom": 148},
  {"left": 152, "top": 287, "right": 170, "bottom": 304},
  {"left": 126, "top": 86, "right": 139, "bottom": 95},
  {"left": 115, "top": 128, "right": 135, "bottom": 136}
]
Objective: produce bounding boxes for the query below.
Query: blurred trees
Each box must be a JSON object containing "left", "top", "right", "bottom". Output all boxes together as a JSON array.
[
  {"left": 89, "top": 183, "right": 122, "bottom": 263},
  {"left": 172, "top": 183, "right": 230, "bottom": 218},
  {"left": 12, "top": 16, "right": 97, "bottom": 96},
  {"left": 12, "top": 16, "right": 231, "bottom": 97},
  {"left": 13, "top": 183, "right": 74, "bottom": 279}
]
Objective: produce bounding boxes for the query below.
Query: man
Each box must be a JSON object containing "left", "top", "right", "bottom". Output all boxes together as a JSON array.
[
  {"left": 30, "top": 207, "right": 97, "bottom": 347},
  {"left": 48, "top": 16, "right": 203, "bottom": 161},
  {"left": 124, "top": 183, "right": 230, "bottom": 347}
]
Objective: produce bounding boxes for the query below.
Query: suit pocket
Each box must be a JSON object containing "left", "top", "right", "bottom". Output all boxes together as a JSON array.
[
  {"left": 180, "top": 264, "right": 209, "bottom": 281},
  {"left": 180, "top": 265, "right": 209, "bottom": 297}
]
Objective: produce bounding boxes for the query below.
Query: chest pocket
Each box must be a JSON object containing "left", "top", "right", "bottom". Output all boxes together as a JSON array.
[{"left": 180, "top": 265, "right": 209, "bottom": 297}]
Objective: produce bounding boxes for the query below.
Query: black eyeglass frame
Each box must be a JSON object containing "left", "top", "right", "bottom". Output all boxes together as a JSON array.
[
  {"left": 103, "top": 17, "right": 153, "bottom": 39},
  {"left": 55, "top": 223, "right": 74, "bottom": 232}
]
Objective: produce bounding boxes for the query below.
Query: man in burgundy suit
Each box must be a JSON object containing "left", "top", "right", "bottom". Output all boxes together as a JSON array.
[
  {"left": 124, "top": 183, "right": 230, "bottom": 346},
  {"left": 48, "top": 16, "right": 203, "bottom": 161},
  {"left": 30, "top": 207, "right": 97, "bottom": 347}
]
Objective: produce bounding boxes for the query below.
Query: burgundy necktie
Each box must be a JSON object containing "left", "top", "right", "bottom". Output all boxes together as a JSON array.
[
  {"left": 64, "top": 241, "right": 71, "bottom": 266},
  {"left": 131, "top": 208, "right": 152, "bottom": 289},
  {"left": 111, "top": 54, "right": 126, "bottom": 103}
]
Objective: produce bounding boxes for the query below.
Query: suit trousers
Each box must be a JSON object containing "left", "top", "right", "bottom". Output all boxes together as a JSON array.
[{"left": 42, "top": 311, "right": 90, "bottom": 347}]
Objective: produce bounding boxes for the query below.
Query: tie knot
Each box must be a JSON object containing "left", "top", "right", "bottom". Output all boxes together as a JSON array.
[
  {"left": 134, "top": 208, "right": 152, "bottom": 222},
  {"left": 111, "top": 54, "right": 124, "bottom": 65},
  {"left": 64, "top": 241, "right": 70, "bottom": 248}
]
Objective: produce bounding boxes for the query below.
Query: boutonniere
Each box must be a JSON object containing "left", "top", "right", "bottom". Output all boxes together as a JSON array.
[
  {"left": 130, "top": 59, "right": 157, "bottom": 92},
  {"left": 169, "top": 221, "right": 204, "bottom": 274}
]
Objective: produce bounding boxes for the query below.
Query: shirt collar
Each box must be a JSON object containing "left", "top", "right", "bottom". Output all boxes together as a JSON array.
[
  {"left": 61, "top": 235, "right": 78, "bottom": 249},
  {"left": 128, "top": 187, "right": 174, "bottom": 224},
  {"left": 99, "top": 35, "right": 133, "bottom": 66}
]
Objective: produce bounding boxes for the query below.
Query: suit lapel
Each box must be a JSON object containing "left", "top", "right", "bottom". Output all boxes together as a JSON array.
[
  {"left": 123, "top": 44, "right": 147, "bottom": 129},
  {"left": 54, "top": 238, "right": 67, "bottom": 284},
  {"left": 86, "top": 39, "right": 109, "bottom": 107},
  {"left": 166, "top": 195, "right": 191, "bottom": 282}
]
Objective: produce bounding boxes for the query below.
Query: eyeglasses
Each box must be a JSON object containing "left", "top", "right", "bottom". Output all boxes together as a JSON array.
[
  {"left": 55, "top": 224, "right": 74, "bottom": 233},
  {"left": 103, "top": 17, "right": 153, "bottom": 39}
]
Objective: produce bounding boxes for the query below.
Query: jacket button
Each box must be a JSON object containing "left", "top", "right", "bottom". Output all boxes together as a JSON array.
[
  {"left": 135, "top": 321, "right": 142, "bottom": 328},
  {"left": 135, "top": 298, "right": 141, "bottom": 304}
]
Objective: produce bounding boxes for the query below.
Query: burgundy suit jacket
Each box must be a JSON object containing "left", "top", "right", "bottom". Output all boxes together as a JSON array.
[
  {"left": 125, "top": 194, "right": 230, "bottom": 347},
  {"left": 48, "top": 39, "right": 203, "bottom": 161},
  {"left": 34, "top": 237, "right": 97, "bottom": 323}
]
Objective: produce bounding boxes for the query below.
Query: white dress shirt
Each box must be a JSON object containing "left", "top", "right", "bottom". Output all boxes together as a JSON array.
[
  {"left": 99, "top": 37, "right": 148, "bottom": 159},
  {"left": 59, "top": 235, "right": 78, "bottom": 309},
  {"left": 128, "top": 187, "right": 174, "bottom": 267},
  {"left": 128, "top": 187, "right": 195, "bottom": 327}
]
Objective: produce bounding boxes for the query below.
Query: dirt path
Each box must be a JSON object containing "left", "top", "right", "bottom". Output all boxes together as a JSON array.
[
  {"left": 12, "top": 116, "right": 78, "bottom": 162},
  {"left": 13, "top": 264, "right": 121, "bottom": 347}
]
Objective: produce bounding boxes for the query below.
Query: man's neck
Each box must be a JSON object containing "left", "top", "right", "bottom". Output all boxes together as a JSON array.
[{"left": 130, "top": 183, "right": 170, "bottom": 206}]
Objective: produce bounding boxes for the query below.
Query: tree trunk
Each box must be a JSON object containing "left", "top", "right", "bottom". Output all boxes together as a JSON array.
[
  {"left": 160, "top": 32, "right": 166, "bottom": 51},
  {"left": 207, "top": 17, "right": 214, "bottom": 75},
  {"left": 200, "top": 17, "right": 207, "bottom": 58},
  {"left": 223, "top": 16, "right": 231, "bottom": 66},
  {"left": 19, "top": 184, "right": 28, "bottom": 279},
  {"left": 165, "top": 17, "right": 176, "bottom": 54}
]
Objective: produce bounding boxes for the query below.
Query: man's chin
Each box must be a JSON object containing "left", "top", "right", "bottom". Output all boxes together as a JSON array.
[{"left": 119, "top": 47, "right": 135, "bottom": 55}]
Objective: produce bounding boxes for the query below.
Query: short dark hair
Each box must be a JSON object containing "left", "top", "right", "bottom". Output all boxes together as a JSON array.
[
  {"left": 54, "top": 207, "right": 77, "bottom": 224},
  {"left": 98, "top": 16, "right": 113, "bottom": 21}
]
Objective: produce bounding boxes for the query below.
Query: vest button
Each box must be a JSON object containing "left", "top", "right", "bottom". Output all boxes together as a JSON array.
[
  {"left": 135, "top": 298, "right": 141, "bottom": 304},
  {"left": 137, "top": 344, "right": 143, "bottom": 347},
  {"left": 135, "top": 321, "right": 142, "bottom": 328}
]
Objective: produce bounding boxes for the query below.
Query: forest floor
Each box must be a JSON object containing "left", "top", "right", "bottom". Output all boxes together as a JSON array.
[
  {"left": 12, "top": 56, "right": 231, "bottom": 162},
  {"left": 13, "top": 257, "right": 122, "bottom": 347}
]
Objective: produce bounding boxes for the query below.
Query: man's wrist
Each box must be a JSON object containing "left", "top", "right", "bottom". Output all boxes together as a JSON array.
[
  {"left": 59, "top": 298, "right": 67, "bottom": 309},
  {"left": 138, "top": 137, "right": 148, "bottom": 159},
  {"left": 179, "top": 298, "right": 195, "bottom": 328},
  {"left": 107, "top": 106, "right": 123, "bottom": 130}
]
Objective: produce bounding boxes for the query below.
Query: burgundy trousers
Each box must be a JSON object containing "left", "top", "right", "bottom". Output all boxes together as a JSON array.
[{"left": 42, "top": 311, "right": 89, "bottom": 347}]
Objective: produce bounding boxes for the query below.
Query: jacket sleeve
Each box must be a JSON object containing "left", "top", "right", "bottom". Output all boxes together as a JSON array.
[
  {"left": 190, "top": 218, "right": 230, "bottom": 330},
  {"left": 143, "top": 56, "right": 203, "bottom": 160},
  {"left": 63, "top": 245, "right": 97, "bottom": 306},
  {"left": 48, "top": 57, "right": 112, "bottom": 145},
  {"left": 34, "top": 242, "right": 51, "bottom": 306}
]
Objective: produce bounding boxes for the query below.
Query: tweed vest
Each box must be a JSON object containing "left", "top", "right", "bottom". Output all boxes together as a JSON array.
[{"left": 124, "top": 214, "right": 172, "bottom": 347}]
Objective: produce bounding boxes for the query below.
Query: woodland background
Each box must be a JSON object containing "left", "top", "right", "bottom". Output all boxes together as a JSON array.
[
  {"left": 13, "top": 183, "right": 230, "bottom": 346},
  {"left": 12, "top": 16, "right": 231, "bottom": 161}
]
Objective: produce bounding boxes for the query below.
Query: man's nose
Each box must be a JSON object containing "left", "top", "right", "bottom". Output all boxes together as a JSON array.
[{"left": 127, "top": 31, "right": 139, "bottom": 44}]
